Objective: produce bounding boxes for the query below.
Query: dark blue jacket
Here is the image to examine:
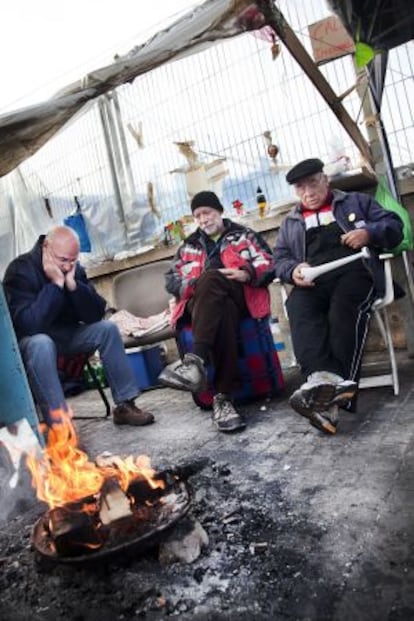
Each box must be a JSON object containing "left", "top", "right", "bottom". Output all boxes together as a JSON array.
[
  {"left": 3, "top": 236, "right": 106, "bottom": 340},
  {"left": 273, "top": 190, "right": 404, "bottom": 297}
]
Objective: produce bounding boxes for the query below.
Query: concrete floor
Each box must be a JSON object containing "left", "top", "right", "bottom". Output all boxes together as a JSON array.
[
  {"left": 62, "top": 353, "right": 414, "bottom": 620},
  {"left": 1, "top": 354, "right": 414, "bottom": 620}
]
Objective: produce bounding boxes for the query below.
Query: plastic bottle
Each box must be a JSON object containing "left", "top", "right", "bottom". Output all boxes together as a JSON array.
[{"left": 256, "top": 186, "right": 267, "bottom": 218}]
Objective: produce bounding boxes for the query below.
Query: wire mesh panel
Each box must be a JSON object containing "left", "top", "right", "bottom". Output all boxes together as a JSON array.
[
  {"left": 0, "top": 0, "right": 412, "bottom": 271},
  {"left": 381, "top": 44, "right": 414, "bottom": 168}
]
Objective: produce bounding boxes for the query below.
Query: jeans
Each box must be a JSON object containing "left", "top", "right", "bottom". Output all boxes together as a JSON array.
[{"left": 19, "top": 320, "right": 138, "bottom": 425}]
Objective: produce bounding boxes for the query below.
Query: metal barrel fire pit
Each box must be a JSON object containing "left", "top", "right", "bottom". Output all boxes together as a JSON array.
[{"left": 31, "top": 466, "right": 193, "bottom": 566}]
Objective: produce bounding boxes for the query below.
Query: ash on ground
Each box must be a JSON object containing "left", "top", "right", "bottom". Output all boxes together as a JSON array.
[{"left": 0, "top": 461, "right": 335, "bottom": 621}]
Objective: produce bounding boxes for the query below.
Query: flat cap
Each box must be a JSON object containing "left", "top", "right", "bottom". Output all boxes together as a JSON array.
[
  {"left": 191, "top": 191, "right": 224, "bottom": 213},
  {"left": 286, "top": 158, "right": 324, "bottom": 184}
]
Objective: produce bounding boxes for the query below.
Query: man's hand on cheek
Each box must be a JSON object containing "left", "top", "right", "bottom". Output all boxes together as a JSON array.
[
  {"left": 42, "top": 247, "right": 65, "bottom": 288},
  {"left": 64, "top": 263, "right": 77, "bottom": 291}
]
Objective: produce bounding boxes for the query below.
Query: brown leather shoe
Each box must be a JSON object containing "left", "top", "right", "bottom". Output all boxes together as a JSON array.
[{"left": 113, "top": 401, "right": 154, "bottom": 426}]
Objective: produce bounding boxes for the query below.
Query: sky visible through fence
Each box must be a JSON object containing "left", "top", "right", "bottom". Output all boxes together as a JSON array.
[{"left": 1, "top": 0, "right": 412, "bottom": 266}]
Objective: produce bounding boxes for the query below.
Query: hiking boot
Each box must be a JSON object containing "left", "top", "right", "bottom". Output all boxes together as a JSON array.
[
  {"left": 308, "top": 404, "right": 339, "bottom": 435},
  {"left": 158, "top": 353, "right": 206, "bottom": 392},
  {"left": 113, "top": 401, "right": 154, "bottom": 426},
  {"left": 212, "top": 393, "right": 246, "bottom": 433}
]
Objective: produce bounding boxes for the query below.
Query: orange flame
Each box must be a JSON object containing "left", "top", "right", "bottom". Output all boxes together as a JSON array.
[{"left": 26, "top": 408, "right": 164, "bottom": 509}]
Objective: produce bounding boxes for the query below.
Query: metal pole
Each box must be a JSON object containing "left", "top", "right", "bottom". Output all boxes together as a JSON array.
[
  {"left": 97, "top": 95, "right": 128, "bottom": 238},
  {"left": 111, "top": 89, "right": 136, "bottom": 203}
]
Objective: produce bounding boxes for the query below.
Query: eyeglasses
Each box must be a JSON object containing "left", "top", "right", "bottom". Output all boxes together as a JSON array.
[{"left": 49, "top": 247, "right": 78, "bottom": 266}]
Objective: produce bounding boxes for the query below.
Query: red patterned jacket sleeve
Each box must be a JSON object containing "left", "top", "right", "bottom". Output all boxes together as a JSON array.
[{"left": 165, "top": 220, "right": 275, "bottom": 325}]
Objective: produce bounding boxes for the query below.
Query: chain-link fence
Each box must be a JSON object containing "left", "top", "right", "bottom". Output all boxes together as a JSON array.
[{"left": 0, "top": 0, "right": 412, "bottom": 271}]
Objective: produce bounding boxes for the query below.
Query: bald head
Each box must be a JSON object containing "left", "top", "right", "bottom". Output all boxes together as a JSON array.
[
  {"left": 44, "top": 226, "right": 80, "bottom": 272},
  {"left": 46, "top": 226, "right": 80, "bottom": 248}
]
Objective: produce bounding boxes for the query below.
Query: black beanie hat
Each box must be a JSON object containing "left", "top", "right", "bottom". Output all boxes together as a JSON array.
[
  {"left": 286, "top": 158, "right": 324, "bottom": 184},
  {"left": 190, "top": 191, "right": 224, "bottom": 213}
]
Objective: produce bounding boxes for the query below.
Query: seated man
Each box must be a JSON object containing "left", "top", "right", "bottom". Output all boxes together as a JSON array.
[
  {"left": 159, "top": 190, "right": 275, "bottom": 433},
  {"left": 3, "top": 225, "right": 154, "bottom": 428},
  {"left": 274, "top": 158, "right": 403, "bottom": 435}
]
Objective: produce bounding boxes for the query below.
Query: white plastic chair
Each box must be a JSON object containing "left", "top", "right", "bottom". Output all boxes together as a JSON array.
[
  {"left": 274, "top": 252, "right": 399, "bottom": 395},
  {"left": 359, "top": 254, "right": 399, "bottom": 395}
]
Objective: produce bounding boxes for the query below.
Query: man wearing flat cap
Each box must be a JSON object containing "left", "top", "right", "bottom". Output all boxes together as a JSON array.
[
  {"left": 274, "top": 157, "right": 403, "bottom": 435},
  {"left": 159, "top": 190, "right": 274, "bottom": 433}
]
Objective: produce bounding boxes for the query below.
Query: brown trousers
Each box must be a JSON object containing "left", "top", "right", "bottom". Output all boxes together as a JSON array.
[{"left": 185, "top": 270, "right": 249, "bottom": 394}]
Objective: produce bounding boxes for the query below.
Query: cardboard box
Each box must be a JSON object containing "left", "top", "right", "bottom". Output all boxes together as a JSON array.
[{"left": 308, "top": 15, "right": 355, "bottom": 65}]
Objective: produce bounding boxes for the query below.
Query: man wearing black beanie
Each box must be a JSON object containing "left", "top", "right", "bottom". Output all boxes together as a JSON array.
[
  {"left": 190, "top": 190, "right": 224, "bottom": 213},
  {"left": 159, "top": 190, "right": 275, "bottom": 433}
]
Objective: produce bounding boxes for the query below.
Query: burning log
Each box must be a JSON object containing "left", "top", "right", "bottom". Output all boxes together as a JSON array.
[
  {"left": 33, "top": 475, "right": 192, "bottom": 564},
  {"left": 99, "top": 477, "right": 132, "bottom": 525},
  {"left": 28, "top": 411, "right": 194, "bottom": 564},
  {"left": 48, "top": 504, "right": 103, "bottom": 557}
]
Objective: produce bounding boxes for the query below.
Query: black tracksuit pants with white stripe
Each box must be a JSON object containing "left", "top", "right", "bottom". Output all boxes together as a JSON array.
[{"left": 285, "top": 268, "right": 375, "bottom": 382}]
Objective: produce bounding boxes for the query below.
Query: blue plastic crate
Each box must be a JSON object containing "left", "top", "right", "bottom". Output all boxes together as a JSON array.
[{"left": 126, "top": 345, "right": 164, "bottom": 390}]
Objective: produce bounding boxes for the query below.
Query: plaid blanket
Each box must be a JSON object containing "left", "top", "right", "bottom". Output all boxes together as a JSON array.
[{"left": 177, "top": 316, "right": 285, "bottom": 409}]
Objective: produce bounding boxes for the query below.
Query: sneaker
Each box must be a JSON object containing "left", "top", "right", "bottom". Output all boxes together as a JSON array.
[
  {"left": 289, "top": 382, "right": 337, "bottom": 419},
  {"left": 158, "top": 353, "right": 206, "bottom": 392},
  {"left": 212, "top": 393, "right": 246, "bottom": 433},
  {"left": 113, "top": 401, "right": 154, "bottom": 426},
  {"left": 306, "top": 372, "right": 358, "bottom": 406},
  {"left": 307, "top": 371, "right": 343, "bottom": 384},
  {"left": 308, "top": 404, "right": 339, "bottom": 435}
]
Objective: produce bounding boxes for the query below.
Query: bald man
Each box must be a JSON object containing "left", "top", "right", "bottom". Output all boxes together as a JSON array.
[{"left": 4, "top": 226, "right": 154, "bottom": 428}]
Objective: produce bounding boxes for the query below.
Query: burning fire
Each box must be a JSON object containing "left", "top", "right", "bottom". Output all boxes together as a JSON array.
[{"left": 26, "top": 408, "right": 165, "bottom": 510}]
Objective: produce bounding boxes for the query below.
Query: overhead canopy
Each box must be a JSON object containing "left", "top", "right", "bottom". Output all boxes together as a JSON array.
[
  {"left": 2, "top": 0, "right": 411, "bottom": 178},
  {"left": 0, "top": 0, "right": 266, "bottom": 178},
  {"left": 327, "top": 0, "right": 414, "bottom": 51}
]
